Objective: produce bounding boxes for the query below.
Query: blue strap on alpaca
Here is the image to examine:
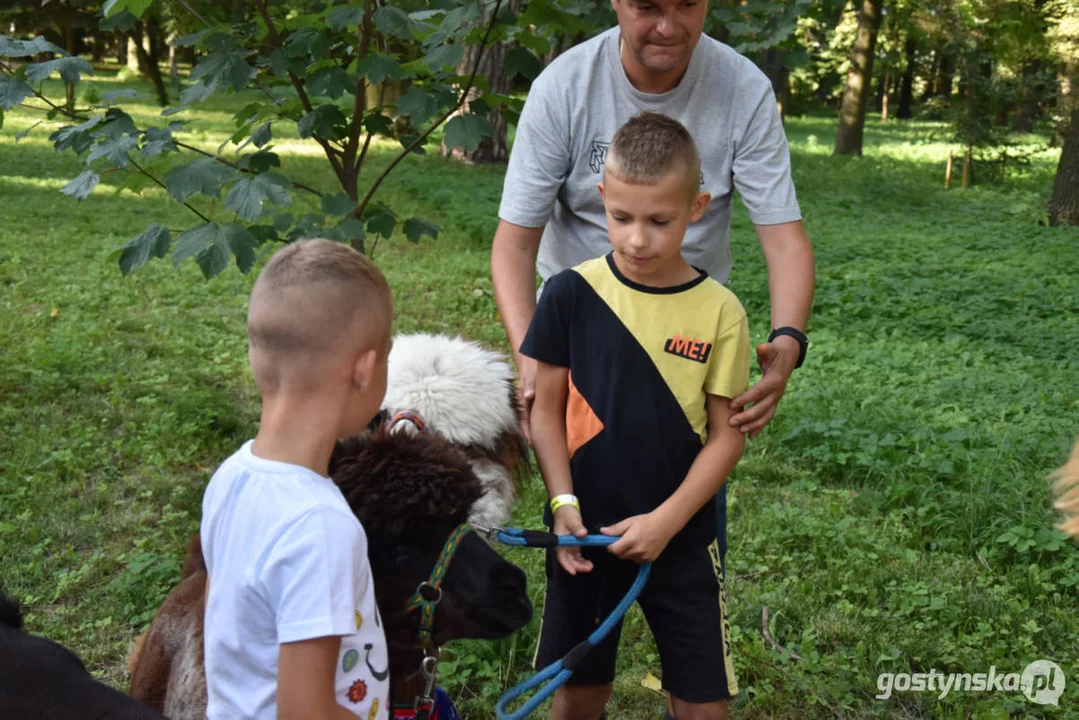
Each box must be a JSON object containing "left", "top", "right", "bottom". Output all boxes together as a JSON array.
[{"left": 486, "top": 528, "right": 652, "bottom": 720}]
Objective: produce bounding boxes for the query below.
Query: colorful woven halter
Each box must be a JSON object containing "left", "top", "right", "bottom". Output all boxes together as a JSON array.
[{"left": 404, "top": 523, "right": 472, "bottom": 646}]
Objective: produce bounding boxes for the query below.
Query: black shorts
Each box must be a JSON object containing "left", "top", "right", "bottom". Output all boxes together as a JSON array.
[{"left": 532, "top": 537, "right": 737, "bottom": 703}]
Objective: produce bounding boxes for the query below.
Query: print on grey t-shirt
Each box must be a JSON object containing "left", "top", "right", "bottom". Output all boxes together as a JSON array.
[{"left": 499, "top": 27, "right": 802, "bottom": 285}]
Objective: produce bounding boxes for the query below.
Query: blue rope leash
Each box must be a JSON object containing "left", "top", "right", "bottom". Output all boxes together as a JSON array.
[{"left": 484, "top": 528, "right": 652, "bottom": 720}]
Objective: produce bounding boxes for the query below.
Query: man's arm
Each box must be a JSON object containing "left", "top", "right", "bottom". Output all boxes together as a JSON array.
[
  {"left": 491, "top": 220, "right": 545, "bottom": 441},
  {"left": 604, "top": 395, "right": 745, "bottom": 562},
  {"left": 728, "top": 220, "right": 815, "bottom": 437},
  {"left": 277, "top": 636, "right": 360, "bottom": 720}
]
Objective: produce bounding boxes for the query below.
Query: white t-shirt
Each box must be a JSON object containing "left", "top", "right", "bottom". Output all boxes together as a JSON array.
[
  {"left": 499, "top": 27, "right": 802, "bottom": 286},
  {"left": 201, "top": 441, "right": 390, "bottom": 719}
]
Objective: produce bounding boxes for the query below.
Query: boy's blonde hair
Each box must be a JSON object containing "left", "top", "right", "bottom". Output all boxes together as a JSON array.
[
  {"left": 1052, "top": 439, "right": 1079, "bottom": 540},
  {"left": 247, "top": 239, "right": 391, "bottom": 387},
  {"left": 605, "top": 112, "right": 701, "bottom": 198}
]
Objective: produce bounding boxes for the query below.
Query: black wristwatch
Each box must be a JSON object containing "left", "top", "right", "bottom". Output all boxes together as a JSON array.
[{"left": 768, "top": 326, "right": 808, "bottom": 368}]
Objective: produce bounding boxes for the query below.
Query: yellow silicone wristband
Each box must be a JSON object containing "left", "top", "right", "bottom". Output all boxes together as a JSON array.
[{"left": 549, "top": 494, "right": 580, "bottom": 514}]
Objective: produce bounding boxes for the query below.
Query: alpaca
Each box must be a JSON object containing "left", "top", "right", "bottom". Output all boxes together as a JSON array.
[
  {"left": 0, "top": 592, "right": 167, "bottom": 719},
  {"left": 130, "top": 429, "right": 532, "bottom": 717},
  {"left": 380, "top": 332, "right": 529, "bottom": 530}
]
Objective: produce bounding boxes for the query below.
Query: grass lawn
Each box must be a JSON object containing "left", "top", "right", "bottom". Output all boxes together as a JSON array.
[{"left": 2, "top": 69, "right": 1078, "bottom": 719}]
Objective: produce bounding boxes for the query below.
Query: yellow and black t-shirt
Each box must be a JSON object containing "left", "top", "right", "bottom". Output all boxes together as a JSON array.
[{"left": 521, "top": 254, "right": 751, "bottom": 545}]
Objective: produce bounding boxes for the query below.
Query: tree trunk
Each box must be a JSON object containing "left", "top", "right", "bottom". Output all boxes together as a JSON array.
[
  {"left": 1012, "top": 60, "right": 1041, "bottom": 133},
  {"left": 115, "top": 32, "right": 127, "bottom": 66},
  {"left": 440, "top": 0, "right": 522, "bottom": 163},
  {"left": 879, "top": 66, "right": 890, "bottom": 122},
  {"left": 1048, "top": 108, "right": 1079, "bottom": 226},
  {"left": 64, "top": 17, "right": 75, "bottom": 110},
  {"left": 921, "top": 42, "right": 941, "bottom": 101},
  {"left": 1056, "top": 61, "right": 1078, "bottom": 146},
  {"left": 91, "top": 32, "right": 105, "bottom": 63},
  {"left": 897, "top": 36, "right": 916, "bottom": 119},
  {"left": 938, "top": 44, "right": 956, "bottom": 99},
  {"left": 758, "top": 48, "right": 789, "bottom": 121},
  {"left": 168, "top": 39, "right": 179, "bottom": 93},
  {"left": 835, "top": 0, "right": 884, "bottom": 156},
  {"left": 128, "top": 24, "right": 169, "bottom": 106}
]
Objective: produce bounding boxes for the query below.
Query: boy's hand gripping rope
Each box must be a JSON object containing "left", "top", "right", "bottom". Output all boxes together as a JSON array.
[{"left": 473, "top": 526, "right": 652, "bottom": 720}]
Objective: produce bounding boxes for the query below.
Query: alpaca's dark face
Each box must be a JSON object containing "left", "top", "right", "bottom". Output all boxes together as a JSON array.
[
  {"left": 330, "top": 429, "right": 532, "bottom": 677},
  {"left": 367, "top": 521, "right": 531, "bottom": 678}
]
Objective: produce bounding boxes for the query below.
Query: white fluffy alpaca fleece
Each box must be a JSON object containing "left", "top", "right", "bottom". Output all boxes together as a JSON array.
[
  {"left": 384, "top": 333, "right": 518, "bottom": 448},
  {"left": 382, "top": 333, "right": 521, "bottom": 528}
]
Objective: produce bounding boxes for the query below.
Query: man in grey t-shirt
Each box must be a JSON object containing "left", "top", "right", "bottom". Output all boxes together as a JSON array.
[{"left": 493, "top": 2, "right": 814, "bottom": 445}]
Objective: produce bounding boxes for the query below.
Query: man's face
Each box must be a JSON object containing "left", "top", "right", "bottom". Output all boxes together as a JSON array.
[{"left": 612, "top": 0, "right": 709, "bottom": 76}]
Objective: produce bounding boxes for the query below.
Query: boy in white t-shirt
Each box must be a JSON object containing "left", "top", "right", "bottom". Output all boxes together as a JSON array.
[{"left": 201, "top": 239, "right": 394, "bottom": 720}]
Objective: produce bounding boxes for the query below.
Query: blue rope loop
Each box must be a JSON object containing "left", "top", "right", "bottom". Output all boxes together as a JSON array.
[
  {"left": 488, "top": 528, "right": 653, "bottom": 720},
  {"left": 494, "top": 527, "right": 624, "bottom": 548}
]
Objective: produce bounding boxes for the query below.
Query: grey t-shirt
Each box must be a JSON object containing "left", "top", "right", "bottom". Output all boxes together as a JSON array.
[{"left": 498, "top": 27, "right": 802, "bottom": 285}]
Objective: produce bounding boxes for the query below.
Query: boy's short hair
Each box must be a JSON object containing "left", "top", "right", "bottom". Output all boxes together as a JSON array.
[
  {"left": 604, "top": 112, "right": 701, "bottom": 198},
  {"left": 247, "top": 239, "right": 391, "bottom": 381}
]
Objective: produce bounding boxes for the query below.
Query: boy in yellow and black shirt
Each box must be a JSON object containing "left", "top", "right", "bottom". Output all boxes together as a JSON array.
[{"left": 521, "top": 112, "right": 751, "bottom": 720}]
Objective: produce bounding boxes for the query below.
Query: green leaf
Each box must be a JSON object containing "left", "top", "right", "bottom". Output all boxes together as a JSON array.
[
  {"left": 102, "top": 88, "right": 137, "bottom": 104},
  {"left": 241, "top": 150, "right": 281, "bottom": 173},
  {"left": 373, "top": 6, "right": 413, "bottom": 39},
  {"left": 164, "top": 158, "right": 240, "bottom": 203},
  {"left": 783, "top": 50, "right": 810, "bottom": 69},
  {"left": 267, "top": 49, "right": 288, "bottom": 78},
  {"left": 322, "top": 192, "right": 357, "bottom": 217},
  {"left": 103, "top": 0, "right": 153, "bottom": 18},
  {"left": 250, "top": 122, "right": 272, "bottom": 148},
  {"left": 0, "top": 36, "right": 66, "bottom": 58},
  {"left": 297, "top": 105, "right": 348, "bottom": 140},
  {"left": 504, "top": 47, "right": 543, "bottom": 81},
  {"left": 49, "top": 115, "right": 104, "bottom": 153},
  {"left": 24, "top": 56, "right": 94, "bottom": 85},
  {"left": 187, "top": 52, "right": 256, "bottom": 99},
  {"left": 172, "top": 223, "right": 222, "bottom": 275},
  {"left": 141, "top": 125, "right": 179, "bottom": 158},
  {"left": 363, "top": 112, "right": 393, "bottom": 135},
  {"left": 364, "top": 204, "right": 397, "bottom": 239},
  {"left": 87, "top": 135, "right": 138, "bottom": 168},
  {"left": 397, "top": 134, "right": 426, "bottom": 155},
  {"left": 402, "top": 217, "right": 441, "bottom": 244},
  {"left": 173, "top": 31, "right": 207, "bottom": 48},
  {"left": 443, "top": 113, "right": 493, "bottom": 153},
  {"left": 355, "top": 53, "right": 402, "bottom": 85},
  {"left": 219, "top": 223, "right": 260, "bottom": 273},
  {"left": 59, "top": 170, "right": 99, "bottom": 201},
  {"left": 393, "top": 87, "right": 437, "bottom": 124},
  {"left": 307, "top": 67, "right": 353, "bottom": 100},
  {"left": 336, "top": 218, "right": 365, "bottom": 243},
  {"left": 116, "top": 223, "right": 170, "bottom": 275},
  {"left": 99, "top": 9, "right": 138, "bottom": 32},
  {"left": 285, "top": 28, "right": 332, "bottom": 60},
  {"left": 225, "top": 172, "right": 292, "bottom": 221},
  {"left": 425, "top": 44, "right": 463, "bottom": 72},
  {"left": 116, "top": 171, "right": 155, "bottom": 196},
  {"left": 514, "top": 29, "right": 551, "bottom": 58},
  {"left": 328, "top": 6, "right": 366, "bottom": 30},
  {"left": 0, "top": 77, "right": 33, "bottom": 110}
]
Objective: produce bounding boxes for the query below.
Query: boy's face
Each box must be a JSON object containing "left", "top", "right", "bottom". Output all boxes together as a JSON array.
[{"left": 599, "top": 169, "right": 709, "bottom": 286}]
